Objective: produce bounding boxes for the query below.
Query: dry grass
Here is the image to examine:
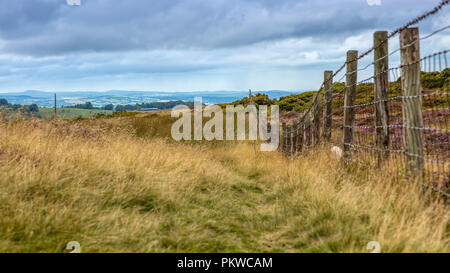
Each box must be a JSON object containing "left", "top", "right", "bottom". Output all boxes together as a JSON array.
[{"left": 0, "top": 114, "right": 448, "bottom": 253}]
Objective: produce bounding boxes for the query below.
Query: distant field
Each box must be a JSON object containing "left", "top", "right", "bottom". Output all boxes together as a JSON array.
[{"left": 38, "top": 108, "right": 113, "bottom": 119}]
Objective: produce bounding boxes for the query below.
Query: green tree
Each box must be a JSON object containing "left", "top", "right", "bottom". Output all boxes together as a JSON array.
[
  {"left": 28, "top": 104, "right": 39, "bottom": 113},
  {"left": 103, "top": 104, "right": 114, "bottom": 111}
]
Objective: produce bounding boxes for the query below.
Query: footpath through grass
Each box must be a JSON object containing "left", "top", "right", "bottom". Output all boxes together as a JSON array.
[{"left": 0, "top": 113, "right": 448, "bottom": 252}]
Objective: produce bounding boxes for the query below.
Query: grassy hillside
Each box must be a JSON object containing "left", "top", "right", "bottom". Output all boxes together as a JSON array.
[
  {"left": 37, "top": 107, "right": 113, "bottom": 119},
  {"left": 230, "top": 69, "right": 450, "bottom": 113},
  {"left": 0, "top": 112, "right": 448, "bottom": 253}
]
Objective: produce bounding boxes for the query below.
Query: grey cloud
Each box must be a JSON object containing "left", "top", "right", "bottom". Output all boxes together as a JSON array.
[{"left": 0, "top": 0, "right": 447, "bottom": 56}]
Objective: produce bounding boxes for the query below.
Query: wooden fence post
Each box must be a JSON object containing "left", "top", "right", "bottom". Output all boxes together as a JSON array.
[
  {"left": 297, "top": 120, "right": 304, "bottom": 153},
  {"left": 286, "top": 125, "right": 292, "bottom": 155},
  {"left": 312, "top": 92, "right": 321, "bottom": 145},
  {"left": 323, "top": 70, "right": 333, "bottom": 141},
  {"left": 304, "top": 111, "right": 311, "bottom": 148},
  {"left": 400, "top": 28, "right": 424, "bottom": 176},
  {"left": 281, "top": 123, "right": 287, "bottom": 153},
  {"left": 54, "top": 93, "right": 57, "bottom": 120},
  {"left": 374, "top": 31, "right": 390, "bottom": 164},
  {"left": 292, "top": 121, "right": 298, "bottom": 155},
  {"left": 343, "top": 50, "right": 358, "bottom": 162}
]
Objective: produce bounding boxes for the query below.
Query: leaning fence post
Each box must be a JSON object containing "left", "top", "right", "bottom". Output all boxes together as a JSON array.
[
  {"left": 312, "top": 92, "right": 321, "bottom": 146},
  {"left": 304, "top": 111, "right": 311, "bottom": 149},
  {"left": 400, "top": 28, "right": 424, "bottom": 176},
  {"left": 323, "top": 71, "right": 333, "bottom": 141},
  {"left": 343, "top": 50, "right": 358, "bottom": 162}
]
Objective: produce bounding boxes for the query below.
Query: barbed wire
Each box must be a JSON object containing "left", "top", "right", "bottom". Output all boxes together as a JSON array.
[
  {"left": 319, "top": 1, "right": 450, "bottom": 89},
  {"left": 344, "top": 124, "right": 450, "bottom": 134},
  {"left": 342, "top": 92, "right": 449, "bottom": 109},
  {"left": 332, "top": 49, "right": 450, "bottom": 101},
  {"left": 279, "top": 1, "right": 450, "bottom": 200},
  {"left": 340, "top": 25, "right": 450, "bottom": 82},
  {"left": 350, "top": 0, "right": 450, "bottom": 64}
]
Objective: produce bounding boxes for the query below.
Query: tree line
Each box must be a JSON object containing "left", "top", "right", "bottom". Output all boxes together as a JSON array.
[
  {"left": 0, "top": 98, "right": 39, "bottom": 113},
  {"left": 64, "top": 101, "right": 194, "bottom": 112}
]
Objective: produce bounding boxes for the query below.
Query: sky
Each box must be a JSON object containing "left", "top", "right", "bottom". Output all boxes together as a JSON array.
[{"left": 0, "top": 0, "right": 449, "bottom": 93}]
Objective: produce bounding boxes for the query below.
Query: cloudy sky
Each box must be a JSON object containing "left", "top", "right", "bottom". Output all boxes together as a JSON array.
[{"left": 0, "top": 0, "right": 449, "bottom": 93}]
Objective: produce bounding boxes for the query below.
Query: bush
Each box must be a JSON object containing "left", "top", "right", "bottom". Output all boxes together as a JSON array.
[
  {"left": 103, "top": 104, "right": 114, "bottom": 111},
  {"left": 421, "top": 72, "right": 444, "bottom": 89},
  {"left": 28, "top": 104, "right": 39, "bottom": 113},
  {"left": 421, "top": 69, "right": 449, "bottom": 89},
  {"left": 232, "top": 93, "right": 274, "bottom": 106}
]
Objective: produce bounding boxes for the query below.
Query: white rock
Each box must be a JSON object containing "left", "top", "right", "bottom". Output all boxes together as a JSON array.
[{"left": 331, "top": 146, "right": 343, "bottom": 158}]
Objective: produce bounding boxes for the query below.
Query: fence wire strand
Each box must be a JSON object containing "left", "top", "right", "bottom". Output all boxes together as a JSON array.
[{"left": 279, "top": 1, "right": 450, "bottom": 198}]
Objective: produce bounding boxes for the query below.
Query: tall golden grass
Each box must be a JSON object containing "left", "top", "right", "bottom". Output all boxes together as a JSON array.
[{"left": 0, "top": 114, "right": 448, "bottom": 253}]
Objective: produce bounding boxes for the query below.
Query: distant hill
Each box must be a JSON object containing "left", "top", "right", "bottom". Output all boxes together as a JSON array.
[{"left": 0, "top": 90, "right": 295, "bottom": 107}]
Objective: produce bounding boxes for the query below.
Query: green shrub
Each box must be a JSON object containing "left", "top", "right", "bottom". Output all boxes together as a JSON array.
[
  {"left": 232, "top": 93, "right": 274, "bottom": 106},
  {"left": 421, "top": 69, "right": 449, "bottom": 89},
  {"left": 421, "top": 72, "right": 444, "bottom": 89}
]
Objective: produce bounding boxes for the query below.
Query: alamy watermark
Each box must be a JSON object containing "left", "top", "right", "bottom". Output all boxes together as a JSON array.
[
  {"left": 66, "top": 241, "right": 81, "bottom": 253},
  {"left": 171, "top": 97, "right": 279, "bottom": 151},
  {"left": 367, "top": 241, "right": 381, "bottom": 253},
  {"left": 366, "top": 0, "right": 381, "bottom": 6},
  {"left": 66, "top": 0, "right": 81, "bottom": 6}
]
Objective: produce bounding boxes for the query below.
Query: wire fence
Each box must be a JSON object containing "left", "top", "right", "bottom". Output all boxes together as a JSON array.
[{"left": 279, "top": 0, "right": 450, "bottom": 198}]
